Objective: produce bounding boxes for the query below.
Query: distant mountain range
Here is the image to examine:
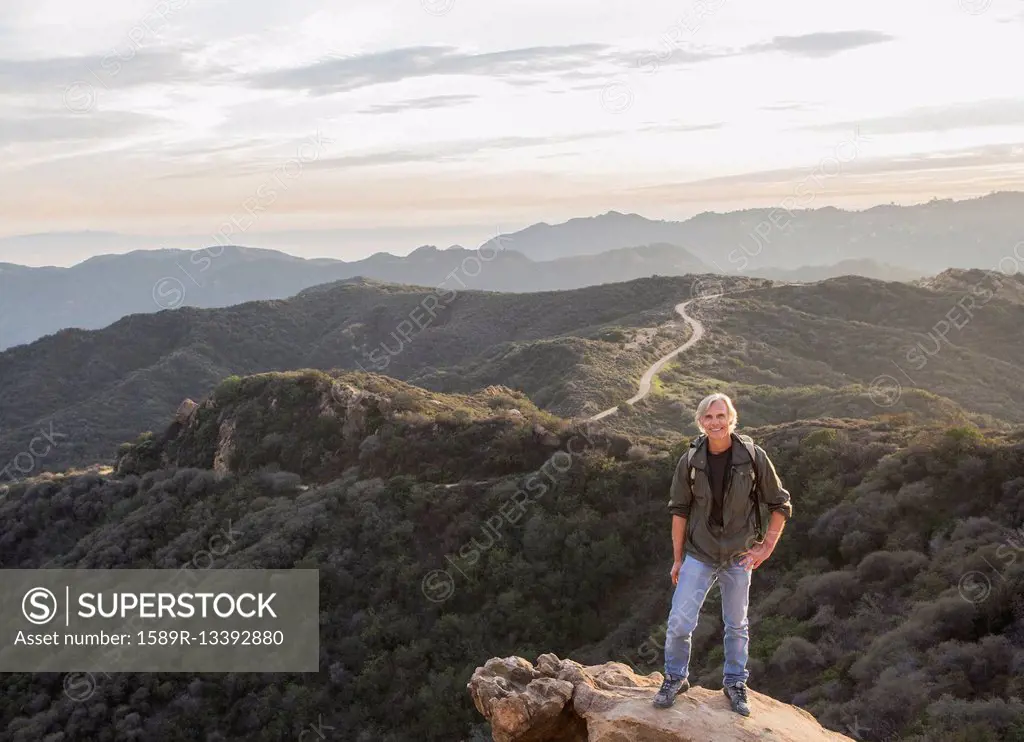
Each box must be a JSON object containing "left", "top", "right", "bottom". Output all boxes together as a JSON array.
[
  {"left": 481, "top": 191, "right": 1024, "bottom": 269},
  {"left": 0, "top": 241, "right": 912, "bottom": 351},
  {"left": 5, "top": 191, "right": 1022, "bottom": 350}
]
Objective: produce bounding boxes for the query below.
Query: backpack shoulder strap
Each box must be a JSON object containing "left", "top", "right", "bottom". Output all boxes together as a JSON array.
[
  {"left": 737, "top": 434, "right": 765, "bottom": 540},
  {"left": 737, "top": 434, "right": 758, "bottom": 485},
  {"left": 685, "top": 434, "right": 706, "bottom": 484}
]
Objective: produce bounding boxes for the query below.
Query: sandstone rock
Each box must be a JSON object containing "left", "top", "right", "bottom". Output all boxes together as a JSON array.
[
  {"left": 212, "top": 421, "right": 236, "bottom": 476},
  {"left": 175, "top": 398, "right": 198, "bottom": 424},
  {"left": 326, "top": 383, "right": 389, "bottom": 442},
  {"left": 468, "top": 654, "right": 855, "bottom": 742},
  {"left": 482, "top": 384, "right": 521, "bottom": 398}
]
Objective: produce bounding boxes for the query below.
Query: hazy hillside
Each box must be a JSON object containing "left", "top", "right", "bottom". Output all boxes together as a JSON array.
[
  {"left": 0, "top": 275, "right": 730, "bottom": 475},
  {"left": 2, "top": 369, "right": 1022, "bottom": 741},
  {"left": 3, "top": 242, "right": 921, "bottom": 355},
  {"left": 480, "top": 191, "right": 1024, "bottom": 273},
  {"left": 600, "top": 273, "right": 1024, "bottom": 445},
  {"left": 478, "top": 210, "right": 681, "bottom": 262},
  {"left": 0, "top": 242, "right": 709, "bottom": 351},
  {"left": 7, "top": 191, "right": 1017, "bottom": 351},
  {"left": 749, "top": 258, "right": 924, "bottom": 283},
  {"left": 5, "top": 270, "right": 1022, "bottom": 482},
  {"left": 916, "top": 268, "right": 1024, "bottom": 305}
]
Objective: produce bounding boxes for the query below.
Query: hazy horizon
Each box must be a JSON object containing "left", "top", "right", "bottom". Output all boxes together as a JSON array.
[
  {"left": 1, "top": 190, "right": 1018, "bottom": 269},
  {"left": 3, "top": 0, "right": 1024, "bottom": 266}
]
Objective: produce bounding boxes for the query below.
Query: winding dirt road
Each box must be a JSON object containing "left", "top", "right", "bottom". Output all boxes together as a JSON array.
[{"left": 587, "top": 295, "right": 712, "bottom": 421}]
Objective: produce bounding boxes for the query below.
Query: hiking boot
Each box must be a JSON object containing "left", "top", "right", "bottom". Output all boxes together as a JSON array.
[
  {"left": 723, "top": 681, "right": 751, "bottom": 716},
  {"left": 652, "top": 674, "right": 689, "bottom": 708}
]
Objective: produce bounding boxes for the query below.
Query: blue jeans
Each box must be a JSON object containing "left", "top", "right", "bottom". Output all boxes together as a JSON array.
[{"left": 664, "top": 554, "right": 751, "bottom": 686}]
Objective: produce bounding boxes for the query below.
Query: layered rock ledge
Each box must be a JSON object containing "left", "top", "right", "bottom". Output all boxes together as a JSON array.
[{"left": 468, "top": 654, "right": 855, "bottom": 742}]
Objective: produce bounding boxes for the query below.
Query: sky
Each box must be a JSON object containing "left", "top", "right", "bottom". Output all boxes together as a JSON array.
[{"left": 2, "top": 0, "right": 1024, "bottom": 266}]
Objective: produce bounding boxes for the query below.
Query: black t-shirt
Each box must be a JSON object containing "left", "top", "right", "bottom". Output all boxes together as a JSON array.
[{"left": 707, "top": 446, "right": 732, "bottom": 528}]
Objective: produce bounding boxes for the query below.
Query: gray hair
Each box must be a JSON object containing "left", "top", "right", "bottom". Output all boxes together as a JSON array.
[{"left": 694, "top": 392, "right": 738, "bottom": 433}]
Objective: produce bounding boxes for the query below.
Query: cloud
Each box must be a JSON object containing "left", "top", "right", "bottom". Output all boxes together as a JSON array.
[
  {"left": 869, "top": 143, "right": 1024, "bottom": 175},
  {"left": 639, "top": 120, "right": 724, "bottom": 133},
  {"left": 620, "top": 46, "right": 725, "bottom": 69},
  {"left": 761, "top": 102, "right": 814, "bottom": 112},
  {"left": 159, "top": 122, "right": 722, "bottom": 178},
  {"left": 744, "top": 30, "right": 894, "bottom": 58},
  {"left": 148, "top": 132, "right": 616, "bottom": 178},
  {"left": 0, "top": 111, "right": 160, "bottom": 144},
  {"left": 808, "top": 98, "right": 1024, "bottom": 135},
  {"left": 302, "top": 131, "right": 617, "bottom": 170},
  {"left": 239, "top": 31, "right": 892, "bottom": 98},
  {"left": 627, "top": 141, "right": 1024, "bottom": 195},
  {"left": 0, "top": 49, "right": 217, "bottom": 94},
  {"left": 567, "top": 29, "right": 891, "bottom": 81},
  {"left": 359, "top": 94, "right": 479, "bottom": 115},
  {"left": 558, "top": 70, "right": 620, "bottom": 81},
  {"left": 243, "top": 44, "right": 624, "bottom": 95}
]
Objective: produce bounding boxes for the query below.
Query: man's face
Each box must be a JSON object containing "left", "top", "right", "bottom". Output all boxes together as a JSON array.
[{"left": 701, "top": 400, "right": 731, "bottom": 443}]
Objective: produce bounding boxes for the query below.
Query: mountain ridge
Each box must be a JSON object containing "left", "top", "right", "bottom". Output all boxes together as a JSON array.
[
  {"left": 0, "top": 242, "right": 710, "bottom": 350},
  {"left": 3, "top": 271, "right": 1021, "bottom": 481},
  {"left": 0, "top": 275, "right": 717, "bottom": 475},
  {"left": 6, "top": 191, "right": 1019, "bottom": 349},
  {"left": 480, "top": 191, "right": 1024, "bottom": 269},
  {"left": 0, "top": 245, "right": 921, "bottom": 353}
]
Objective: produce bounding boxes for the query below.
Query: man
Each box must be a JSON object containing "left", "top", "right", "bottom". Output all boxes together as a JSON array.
[{"left": 652, "top": 392, "right": 792, "bottom": 716}]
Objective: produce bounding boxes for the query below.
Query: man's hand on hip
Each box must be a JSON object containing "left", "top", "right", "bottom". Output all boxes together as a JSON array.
[{"left": 738, "top": 541, "right": 774, "bottom": 570}]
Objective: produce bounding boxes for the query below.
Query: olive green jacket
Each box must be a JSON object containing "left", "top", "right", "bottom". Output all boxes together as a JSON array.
[{"left": 668, "top": 432, "right": 793, "bottom": 566}]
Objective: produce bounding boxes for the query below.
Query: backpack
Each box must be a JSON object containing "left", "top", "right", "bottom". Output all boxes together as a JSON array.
[{"left": 685, "top": 433, "right": 765, "bottom": 542}]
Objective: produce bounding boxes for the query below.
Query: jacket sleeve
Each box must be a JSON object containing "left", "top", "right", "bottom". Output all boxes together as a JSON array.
[
  {"left": 755, "top": 446, "right": 793, "bottom": 519},
  {"left": 668, "top": 454, "right": 693, "bottom": 518}
]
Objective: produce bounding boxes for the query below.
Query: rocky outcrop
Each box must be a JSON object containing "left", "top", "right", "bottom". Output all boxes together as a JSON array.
[
  {"left": 114, "top": 371, "right": 653, "bottom": 483},
  {"left": 328, "top": 381, "right": 391, "bottom": 444},
  {"left": 175, "top": 398, "right": 199, "bottom": 423},
  {"left": 468, "top": 654, "right": 855, "bottom": 742},
  {"left": 212, "top": 421, "right": 236, "bottom": 476}
]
